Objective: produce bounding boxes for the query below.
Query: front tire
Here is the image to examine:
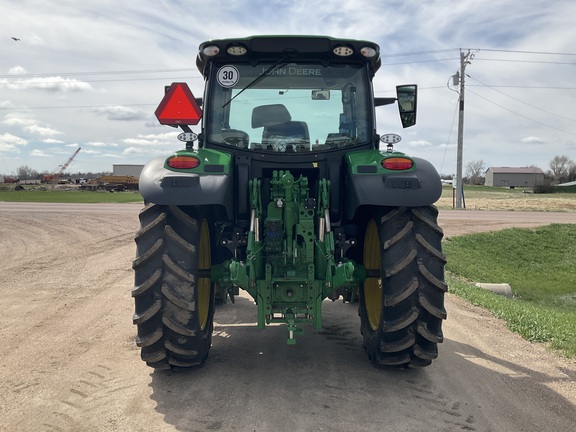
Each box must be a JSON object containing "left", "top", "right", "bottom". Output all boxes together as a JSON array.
[
  {"left": 359, "top": 206, "right": 447, "bottom": 368},
  {"left": 132, "top": 204, "right": 215, "bottom": 369}
]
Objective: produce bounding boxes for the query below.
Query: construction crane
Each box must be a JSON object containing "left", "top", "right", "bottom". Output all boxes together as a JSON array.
[{"left": 42, "top": 147, "right": 82, "bottom": 183}]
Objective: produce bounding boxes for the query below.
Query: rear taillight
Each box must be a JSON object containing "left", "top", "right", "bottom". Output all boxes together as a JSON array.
[
  {"left": 167, "top": 156, "right": 200, "bottom": 169},
  {"left": 381, "top": 157, "right": 413, "bottom": 170}
]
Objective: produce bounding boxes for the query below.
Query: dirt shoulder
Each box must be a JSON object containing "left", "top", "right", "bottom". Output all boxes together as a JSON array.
[
  {"left": 439, "top": 209, "right": 576, "bottom": 237},
  {"left": 0, "top": 202, "right": 574, "bottom": 432}
]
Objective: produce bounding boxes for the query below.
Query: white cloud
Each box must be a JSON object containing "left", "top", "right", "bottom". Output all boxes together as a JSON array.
[
  {"left": 84, "top": 141, "right": 118, "bottom": 147},
  {"left": 2, "top": 113, "right": 64, "bottom": 137},
  {"left": 8, "top": 66, "right": 27, "bottom": 75},
  {"left": 82, "top": 149, "right": 102, "bottom": 155},
  {"left": 2, "top": 76, "right": 93, "bottom": 92},
  {"left": 122, "top": 132, "right": 179, "bottom": 146},
  {"left": 439, "top": 143, "right": 457, "bottom": 149},
  {"left": 2, "top": 114, "right": 35, "bottom": 128},
  {"left": 25, "top": 124, "right": 64, "bottom": 137},
  {"left": 0, "top": 133, "right": 28, "bottom": 153},
  {"left": 521, "top": 136, "right": 547, "bottom": 144},
  {"left": 92, "top": 106, "right": 147, "bottom": 121},
  {"left": 30, "top": 149, "right": 51, "bottom": 157},
  {"left": 44, "top": 138, "right": 65, "bottom": 144},
  {"left": 408, "top": 140, "right": 433, "bottom": 148},
  {"left": 123, "top": 146, "right": 172, "bottom": 156},
  {"left": 26, "top": 33, "right": 46, "bottom": 46}
]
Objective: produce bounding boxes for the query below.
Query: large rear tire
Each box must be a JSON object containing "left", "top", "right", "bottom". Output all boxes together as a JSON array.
[
  {"left": 359, "top": 206, "right": 447, "bottom": 368},
  {"left": 132, "top": 204, "right": 215, "bottom": 369}
]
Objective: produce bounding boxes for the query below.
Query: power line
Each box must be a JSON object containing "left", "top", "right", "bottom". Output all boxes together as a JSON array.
[
  {"left": 381, "top": 57, "right": 576, "bottom": 67},
  {"left": 382, "top": 48, "right": 576, "bottom": 58},
  {"left": 467, "top": 85, "right": 576, "bottom": 90},
  {"left": 0, "top": 47, "right": 572, "bottom": 83},
  {"left": 379, "top": 85, "right": 576, "bottom": 93},
  {"left": 439, "top": 96, "right": 460, "bottom": 175},
  {"left": 467, "top": 75, "right": 576, "bottom": 122},
  {"left": 476, "top": 58, "right": 576, "bottom": 65},
  {"left": 466, "top": 88, "right": 576, "bottom": 136},
  {"left": 380, "top": 48, "right": 460, "bottom": 57},
  {"left": 0, "top": 103, "right": 156, "bottom": 111},
  {"left": 381, "top": 58, "right": 459, "bottom": 66},
  {"left": 0, "top": 68, "right": 197, "bottom": 79},
  {"left": 466, "top": 48, "right": 576, "bottom": 56},
  {"left": 382, "top": 47, "right": 576, "bottom": 68},
  {"left": 0, "top": 76, "right": 201, "bottom": 86},
  {"left": 0, "top": 47, "right": 572, "bottom": 79}
]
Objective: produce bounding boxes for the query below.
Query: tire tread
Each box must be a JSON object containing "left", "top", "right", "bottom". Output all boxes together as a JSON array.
[{"left": 360, "top": 205, "right": 446, "bottom": 368}]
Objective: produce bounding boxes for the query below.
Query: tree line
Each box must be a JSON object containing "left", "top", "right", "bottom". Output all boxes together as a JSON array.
[{"left": 3, "top": 165, "right": 112, "bottom": 181}]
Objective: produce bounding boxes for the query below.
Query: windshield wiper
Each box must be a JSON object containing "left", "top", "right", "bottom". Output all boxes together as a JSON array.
[{"left": 222, "top": 56, "right": 290, "bottom": 108}]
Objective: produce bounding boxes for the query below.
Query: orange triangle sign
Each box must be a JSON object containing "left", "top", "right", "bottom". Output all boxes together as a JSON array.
[{"left": 155, "top": 82, "right": 202, "bottom": 125}]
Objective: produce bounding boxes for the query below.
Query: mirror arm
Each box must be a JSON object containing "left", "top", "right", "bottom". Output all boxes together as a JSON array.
[{"left": 374, "top": 97, "right": 397, "bottom": 107}]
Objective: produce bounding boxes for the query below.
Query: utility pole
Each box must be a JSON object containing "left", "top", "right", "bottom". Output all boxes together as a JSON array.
[{"left": 454, "top": 49, "right": 473, "bottom": 209}]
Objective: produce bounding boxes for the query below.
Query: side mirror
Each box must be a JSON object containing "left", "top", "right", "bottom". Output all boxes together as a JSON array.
[{"left": 396, "top": 85, "right": 417, "bottom": 128}]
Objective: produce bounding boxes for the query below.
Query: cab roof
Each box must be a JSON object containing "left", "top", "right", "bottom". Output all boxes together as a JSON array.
[{"left": 196, "top": 35, "right": 381, "bottom": 77}]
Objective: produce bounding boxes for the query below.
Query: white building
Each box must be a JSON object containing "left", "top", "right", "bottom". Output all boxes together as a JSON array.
[
  {"left": 484, "top": 167, "right": 545, "bottom": 188},
  {"left": 113, "top": 164, "right": 144, "bottom": 177}
]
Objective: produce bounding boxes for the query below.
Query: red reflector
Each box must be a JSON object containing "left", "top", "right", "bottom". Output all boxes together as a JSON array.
[
  {"left": 155, "top": 83, "right": 202, "bottom": 125},
  {"left": 382, "top": 157, "right": 413, "bottom": 170},
  {"left": 167, "top": 156, "right": 200, "bottom": 169}
]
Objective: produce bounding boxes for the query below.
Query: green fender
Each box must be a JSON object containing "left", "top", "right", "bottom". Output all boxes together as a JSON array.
[
  {"left": 344, "top": 150, "right": 442, "bottom": 220},
  {"left": 138, "top": 148, "right": 234, "bottom": 219}
]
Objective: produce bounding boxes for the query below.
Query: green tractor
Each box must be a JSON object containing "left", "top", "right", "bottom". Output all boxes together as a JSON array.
[{"left": 132, "top": 36, "right": 447, "bottom": 369}]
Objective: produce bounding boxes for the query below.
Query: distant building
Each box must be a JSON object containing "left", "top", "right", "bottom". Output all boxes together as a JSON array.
[
  {"left": 113, "top": 164, "right": 144, "bottom": 177},
  {"left": 484, "top": 167, "right": 545, "bottom": 188}
]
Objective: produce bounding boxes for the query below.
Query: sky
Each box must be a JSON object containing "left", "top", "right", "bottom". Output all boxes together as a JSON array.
[{"left": 1, "top": 0, "right": 576, "bottom": 177}]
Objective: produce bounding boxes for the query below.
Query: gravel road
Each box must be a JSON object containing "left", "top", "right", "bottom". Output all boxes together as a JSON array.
[{"left": 0, "top": 202, "right": 575, "bottom": 432}]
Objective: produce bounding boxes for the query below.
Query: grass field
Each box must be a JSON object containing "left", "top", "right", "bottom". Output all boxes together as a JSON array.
[
  {"left": 437, "top": 184, "right": 576, "bottom": 212},
  {"left": 444, "top": 224, "right": 576, "bottom": 358},
  {"left": 0, "top": 188, "right": 143, "bottom": 203}
]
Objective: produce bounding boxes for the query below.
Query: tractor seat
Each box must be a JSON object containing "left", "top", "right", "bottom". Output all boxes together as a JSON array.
[
  {"left": 262, "top": 121, "right": 310, "bottom": 151},
  {"left": 252, "top": 104, "right": 309, "bottom": 151},
  {"left": 263, "top": 121, "right": 310, "bottom": 142}
]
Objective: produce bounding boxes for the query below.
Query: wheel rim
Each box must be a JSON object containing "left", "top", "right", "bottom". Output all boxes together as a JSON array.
[
  {"left": 198, "top": 219, "right": 211, "bottom": 331},
  {"left": 364, "top": 219, "right": 382, "bottom": 331}
]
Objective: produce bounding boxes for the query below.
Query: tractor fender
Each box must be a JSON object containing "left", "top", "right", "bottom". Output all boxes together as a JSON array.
[
  {"left": 138, "top": 156, "right": 234, "bottom": 219},
  {"left": 345, "top": 156, "right": 442, "bottom": 220}
]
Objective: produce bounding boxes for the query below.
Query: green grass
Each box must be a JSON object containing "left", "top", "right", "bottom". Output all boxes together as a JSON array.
[
  {"left": 444, "top": 224, "right": 576, "bottom": 357},
  {"left": 0, "top": 189, "right": 143, "bottom": 203}
]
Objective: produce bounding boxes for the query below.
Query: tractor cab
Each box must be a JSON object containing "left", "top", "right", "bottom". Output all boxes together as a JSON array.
[
  {"left": 197, "top": 36, "right": 415, "bottom": 154},
  {"left": 205, "top": 62, "right": 372, "bottom": 153}
]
